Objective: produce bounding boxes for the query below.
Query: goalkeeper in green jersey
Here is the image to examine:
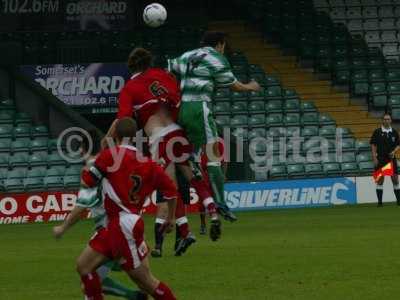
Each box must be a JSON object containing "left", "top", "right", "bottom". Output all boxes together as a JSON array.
[
  {"left": 52, "top": 131, "right": 146, "bottom": 300},
  {"left": 168, "top": 31, "right": 261, "bottom": 221}
]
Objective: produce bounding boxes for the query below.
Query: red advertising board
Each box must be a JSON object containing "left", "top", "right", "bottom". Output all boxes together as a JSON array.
[{"left": 0, "top": 189, "right": 201, "bottom": 225}]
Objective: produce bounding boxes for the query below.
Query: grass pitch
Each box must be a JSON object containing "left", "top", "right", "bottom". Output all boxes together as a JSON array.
[{"left": 1, "top": 205, "right": 400, "bottom": 300}]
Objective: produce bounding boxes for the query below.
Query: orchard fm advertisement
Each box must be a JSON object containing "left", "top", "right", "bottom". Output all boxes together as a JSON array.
[
  {"left": 20, "top": 63, "right": 130, "bottom": 107},
  {"left": 0, "top": 0, "right": 133, "bottom": 31}
]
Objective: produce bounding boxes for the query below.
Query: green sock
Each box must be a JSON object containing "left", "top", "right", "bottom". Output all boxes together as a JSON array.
[
  {"left": 102, "top": 277, "right": 141, "bottom": 299},
  {"left": 207, "top": 164, "right": 227, "bottom": 208}
]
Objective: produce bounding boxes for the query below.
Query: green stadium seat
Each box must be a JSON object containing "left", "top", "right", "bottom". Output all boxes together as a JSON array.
[
  {"left": 215, "top": 116, "right": 230, "bottom": 128},
  {"left": 341, "top": 138, "right": 356, "bottom": 152},
  {"left": 351, "top": 81, "right": 369, "bottom": 96},
  {"left": 265, "top": 86, "right": 282, "bottom": 100},
  {"left": 386, "top": 68, "right": 400, "bottom": 82},
  {"left": 323, "top": 162, "right": 341, "bottom": 176},
  {"left": 11, "top": 138, "right": 31, "bottom": 153},
  {"left": 214, "top": 89, "right": 230, "bottom": 102},
  {"left": 336, "top": 127, "right": 353, "bottom": 138},
  {"left": 286, "top": 127, "right": 301, "bottom": 137},
  {"left": 31, "top": 125, "right": 49, "bottom": 138},
  {"left": 269, "top": 165, "right": 287, "bottom": 179},
  {"left": 302, "top": 112, "right": 319, "bottom": 126},
  {"left": 249, "top": 90, "right": 265, "bottom": 101},
  {"left": 355, "top": 140, "right": 370, "bottom": 153},
  {"left": 24, "top": 177, "right": 44, "bottom": 191},
  {"left": 319, "top": 114, "right": 336, "bottom": 126},
  {"left": 267, "top": 127, "right": 285, "bottom": 138},
  {"left": 340, "top": 152, "right": 356, "bottom": 163},
  {"left": 248, "top": 101, "right": 265, "bottom": 113},
  {"left": 0, "top": 124, "right": 13, "bottom": 138},
  {"left": 232, "top": 91, "right": 248, "bottom": 102},
  {"left": 44, "top": 175, "right": 64, "bottom": 189},
  {"left": 284, "top": 99, "right": 300, "bottom": 112},
  {"left": 266, "top": 114, "right": 283, "bottom": 127},
  {"left": 369, "top": 69, "right": 385, "bottom": 82},
  {"left": 14, "top": 112, "right": 31, "bottom": 125},
  {"left": 319, "top": 126, "right": 337, "bottom": 138},
  {"left": 0, "top": 138, "right": 11, "bottom": 153},
  {"left": 264, "top": 75, "right": 280, "bottom": 87},
  {"left": 0, "top": 98, "right": 15, "bottom": 108},
  {"left": 301, "top": 126, "right": 319, "bottom": 138},
  {"left": 341, "top": 162, "right": 359, "bottom": 175},
  {"left": 8, "top": 168, "right": 26, "bottom": 178},
  {"left": 356, "top": 152, "right": 372, "bottom": 162},
  {"left": 388, "top": 95, "right": 400, "bottom": 108},
  {"left": 4, "top": 178, "right": 24, "bottom": 192},
  {"left": 358, "top": 161, "right": 374, "bottom": 174},
  {"left": 266, "top": 100, "right": 283, "bottom": 113},
  {"left": 369, "top": 82, "right": 386, "bottom": 95},
  {"left": 214, "top": 102, "right": 230, "bottom": 115},
  {"left": 232, "top": 128, "right": 248, "bottom": 141},
  {"left": 47, "top": 153, "right": 67, "bottom": 167},
  {"left": 64, "top": 176, "right": 81, "bottom": 188},
  {"left": 302, "top": 138, "right": 320, "bottom": 154},
  {"left": 231, "top": 115, "right": 248, "bottom": 128},
  {"left": 29, "top": 152, "right": 48, "bottom": 167},
  {"left": 248, "top": 114, "right": 265, "bottom": 128},
  {"left": 248, "top": 64, "right": 264, "bottom": 75},
  {"left": 370, "top": 94, "right": 388, "bottom": 110},
  {"left": 304, "top": 163, "right": 324, "bottom": 178},
  {"left": 9, "top": 152, "right": 29, "bottom": 167},
  {"left": 287, "top": 164, "right": 305, "bottom": 178},
  {"left": 301, "top": 101, "right": 317, "bottom": 113},
  {"left": 27, "top": 167, "right": 47, "bottom": 178},
  {"left": 231, "top": 102, "right": 248, "bottom": 114},
  {"left": 284, "top": 113, "right": 301, "bottom": 126},
  {"left": 13, "top": 125, "right": 31, "bottom": 138},
  {"left": 248, "top": 128, "right": 266, "bottom": 139},
  {"left": 0, "top": 111, "right": 15, "bottom": 124},
  {"left": 282, "top": 89, "right": 298, "bottom": 100},
  {"left": 334, "top": 69, "right": 350, "bottom": 85},
  {"left": 30, "top": 138, "right": 49, "bottom": 152},
  {"left": 391, "top": 107, "right": 400, "bottom": 121},
  {"left": 0, "top": 154, "right": 9, "bottom": 167}
]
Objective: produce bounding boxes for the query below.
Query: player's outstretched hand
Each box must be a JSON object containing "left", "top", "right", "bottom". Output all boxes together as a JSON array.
[
  {"left": 249, "top": 80, "right": 261, "bottom": 91},
  {"left": 53, "top": 225, "right": 65, "bottom": 240}
]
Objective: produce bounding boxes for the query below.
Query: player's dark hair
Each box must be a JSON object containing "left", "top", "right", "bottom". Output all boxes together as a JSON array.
[
  {"left": 115, "top": 117, "right": 137, "bottom": 142},
  {"left": 383, "top": 113, "right": 392, "bottom": 119},
  {"left": 80, "top": 129, "right": 101, "bottom": 156},
  {"left": 127, "top": 47, "right": 153, "bottom": 73},
  {"left": 200, "top": 31, "right": 227, "bottom": 48}
]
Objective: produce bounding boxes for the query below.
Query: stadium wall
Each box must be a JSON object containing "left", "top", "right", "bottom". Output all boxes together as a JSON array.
[{"left": 0, "top": 176, "right": 391, "bottom": 225}]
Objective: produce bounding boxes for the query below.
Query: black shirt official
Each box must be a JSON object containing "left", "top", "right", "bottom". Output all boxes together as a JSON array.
[{"left": 370, "top": 113, "right": 400, "bottom": 206}]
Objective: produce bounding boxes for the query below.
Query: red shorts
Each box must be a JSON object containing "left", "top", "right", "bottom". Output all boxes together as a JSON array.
[
  {"left": 149, "top": 124, "right": 193, "bottom": 168},
  {"left": 89, "top": 212, "right": 148, "bottom": 270}
]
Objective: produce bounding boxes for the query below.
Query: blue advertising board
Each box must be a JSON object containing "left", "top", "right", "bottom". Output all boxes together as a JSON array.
[
  {"left": 20, "top": 63, "right": 130, "bottom": 106},
  {"left": 224, "top": 177, "right": 357, "bottom": 211}
]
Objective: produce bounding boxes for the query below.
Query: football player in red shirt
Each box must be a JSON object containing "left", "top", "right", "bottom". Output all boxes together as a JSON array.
[
  {"left": 78, "top": 118, "right": 177, "bottom": 300},
  {"left": 106, "top": 48, "right": 221, "bottom": 256}
]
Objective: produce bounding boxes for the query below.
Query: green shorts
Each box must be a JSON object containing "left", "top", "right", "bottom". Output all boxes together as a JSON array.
[{"left": 178, "top": 101, "right": 219, "bottom": 150}]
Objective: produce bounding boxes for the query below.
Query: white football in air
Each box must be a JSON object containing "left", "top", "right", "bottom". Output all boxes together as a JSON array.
[{"left": 143, "top": 3, "right": 167, "bottom": 28}]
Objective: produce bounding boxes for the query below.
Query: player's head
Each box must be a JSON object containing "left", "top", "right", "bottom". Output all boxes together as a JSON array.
[
  {"left": 127, "top": 47, "right": 153, "bottom": 74},
  {"left": 201, "top": 31, "right": 227, "bottom": 54},
  {"left": 115, "top": 117, "right": 137, "bottom": 145},
  {"left": 79, "top": 128, "right": 101, "bottom": 159},
  {"left": 383, "top": 113, "right": 392, "bottom": 128}
]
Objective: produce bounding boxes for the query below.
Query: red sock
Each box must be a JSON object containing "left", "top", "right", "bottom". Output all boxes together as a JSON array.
[
  {"left": 190, "top": 177, "right": 213, "bottom": 203},
  {"left": 153, "top": 282, "right": 177, "bottom": 300},
  {"left": 80, "top": 273, "right": 103, "bottom": 300}
]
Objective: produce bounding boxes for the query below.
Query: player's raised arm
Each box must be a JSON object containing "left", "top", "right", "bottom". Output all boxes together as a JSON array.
[{"left": 53, "top": 205, "right": 86, "bottom": 239}]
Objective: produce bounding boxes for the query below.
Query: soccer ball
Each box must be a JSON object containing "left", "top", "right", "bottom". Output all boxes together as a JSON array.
[{"left": 143, "top": 3, "right": 167, "bottom": 28}]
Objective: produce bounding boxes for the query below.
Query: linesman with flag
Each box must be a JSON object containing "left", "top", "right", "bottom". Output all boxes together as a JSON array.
[{"left": 370, "top": 113, "right": 400, "bottom": 206}]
